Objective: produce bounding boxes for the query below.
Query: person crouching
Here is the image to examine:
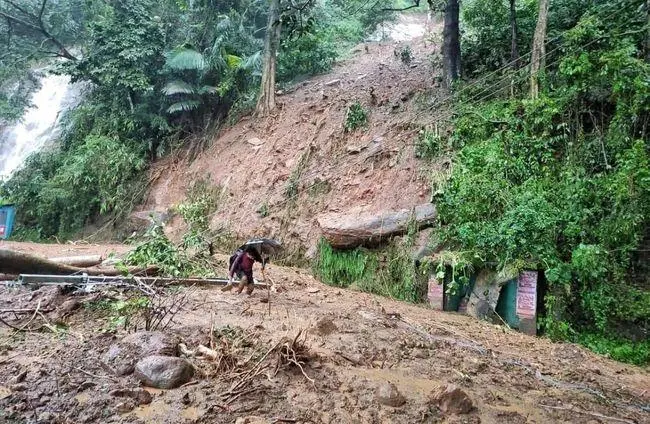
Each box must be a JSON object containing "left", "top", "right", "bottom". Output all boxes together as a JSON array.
[{"left": 222, "top": 249, "right": 256, "bottom": 295}]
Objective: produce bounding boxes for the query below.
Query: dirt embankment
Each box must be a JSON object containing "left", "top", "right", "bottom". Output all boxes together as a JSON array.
[
  {"left": 139, "top": 14, "right": 447, "bottom": 255},
  {"left": 0, "top": 246, "right": 648, "bottom": 424}
]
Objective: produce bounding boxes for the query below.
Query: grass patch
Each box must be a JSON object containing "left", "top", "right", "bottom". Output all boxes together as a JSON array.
[
  {"left": 313, "top": 235, "right": 429, "bottom": 303},
  {"left": 344, "top": 102, "right": 368, "bottom": 132},
  {"left": 577, "top": 333, "right": 650, "bottom": 366}
]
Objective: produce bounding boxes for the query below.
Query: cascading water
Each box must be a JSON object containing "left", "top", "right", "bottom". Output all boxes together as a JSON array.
[{"left": 0, "top": 71, "right": 86, "bottom": 180}]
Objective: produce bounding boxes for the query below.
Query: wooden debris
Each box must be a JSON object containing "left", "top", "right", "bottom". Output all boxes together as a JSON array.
[
  {"left": 0, "top": 249, "right": 157, "bottom": 276},
  {"left": 49, "top": 255, "right": 103, "bottom": 267}
]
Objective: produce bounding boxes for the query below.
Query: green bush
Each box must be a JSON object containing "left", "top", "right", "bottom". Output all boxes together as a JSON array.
[
  {"left": 2, "top": 135, "right": 146, "bottom": 238},
  {"left": 278, "top": 32, "right": 338, "bottom": 81},
  {"left": 439, "top": 4, "right": 649, "bottom": 361},
  {"left": 577, "top": 334, "right": 650, "bottom": 366},
  {"left": 313, "top": 235, "right": 429, "bottom": 303},
  {"left": 344, "top": 102, "right": 368, "bottom": 132}
]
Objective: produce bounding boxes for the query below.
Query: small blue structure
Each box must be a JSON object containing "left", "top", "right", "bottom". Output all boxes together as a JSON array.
[{"left": 0, "top": 204, "right": 16, "bottom": 240}]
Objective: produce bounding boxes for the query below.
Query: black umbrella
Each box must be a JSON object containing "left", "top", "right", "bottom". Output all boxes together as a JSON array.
[{"left": 238, "top": 238, "right": 283, "bottom": 263}]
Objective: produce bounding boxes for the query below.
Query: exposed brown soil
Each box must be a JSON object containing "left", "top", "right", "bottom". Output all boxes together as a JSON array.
[
  {"left": 1, "top": 244, "right": 649, "bottom": 424},
  {"left": 140, "top": 14, "right": 448, "bottom": 255}
]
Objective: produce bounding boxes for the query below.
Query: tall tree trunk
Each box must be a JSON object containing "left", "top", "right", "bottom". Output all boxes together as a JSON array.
[
  {"left": 442, "top": 0, "right": 461, "bottom": 88},
  {"left": 530, "top": 0, "right": 549, "bottom": 99},
  {"left": 509, "top": 0, "right": 519, "bottom": 67},
  {"left": 646, "top": 0, "right": 650, "bottom": 62},
  {"left": 255, "top": 0, "right": 281, "bottom": 116}
]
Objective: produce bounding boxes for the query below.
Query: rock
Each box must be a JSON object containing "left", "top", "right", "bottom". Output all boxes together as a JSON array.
[
  {"left": 375, "top": 382, "right": 406, "bottom": 407},
  {"left": 307, "top": 287, "right": 320, "bottom": 294},
  {"left": 247, "top": 137, "right": 265, "bottom": 146},
  {"left": 77, "top": 381, "right": 96, "bottom": 392},
  {"left": 318, "top": 204, "right": 437, "bottom": 249},
  {"left": 102, "top": 331, "right": 179, "bottom": 376},
  {"left": 412, "top": 348, "right": 429, "bottom": 359},
  {"left": 115, "top": 400, "right": 135, "bottom": 414},
  {"left": 110, "top": 388, "right": 153, "bottom": 405},
  {"left": 430, "top": 384, "right": 474, "bottom": 414},
  {"left": 37, "top": 412, "right": 54, "bottom": 423},
  {"left": 10, "top": 383, "right": 27, "bottom": 392},
  {"left": 235, "top": 416, "right": 267, "bottom": 424},
  {"left": 324, "top": 79, "right": 341, "bottom": 86},
  {"left": 10, "top": 370, "right": 27, "bottom": 384},
  {"left": 134, "top": 355, "right": 194, "bottom": 389},
  {"left": 346, "top": 144, "right": 367, "bottom": 154}
]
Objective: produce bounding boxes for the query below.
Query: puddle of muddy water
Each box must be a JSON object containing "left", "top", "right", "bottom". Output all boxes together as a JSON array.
[
  {"left": 131, "top": 389, "right": 205, "bottom": 423},
  {"left": 352, "top": 367, "right": 441, "bottom": 398}
]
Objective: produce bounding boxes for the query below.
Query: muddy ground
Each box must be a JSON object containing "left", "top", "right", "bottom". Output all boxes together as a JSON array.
[{"left": 1, "top": 244, "right": 649, "bottom": 424}]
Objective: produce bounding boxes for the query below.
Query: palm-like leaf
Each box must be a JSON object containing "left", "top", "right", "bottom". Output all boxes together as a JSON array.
[
  {"left": 166, "top": 47, "right": 207, "bottom": 71},
  {"left": 167, "top": 100, "right": 201, "bottom": 114},
  {"left": 197, "top": 85, "right": 219, "bottom": 95},
  {"left": 241, "top": 51, "right": 262, "bottom": 73},
  {"left": 162, "top": 80, "right": 197, "bottom": 96}
]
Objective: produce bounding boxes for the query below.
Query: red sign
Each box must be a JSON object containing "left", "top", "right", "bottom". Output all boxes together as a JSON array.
[
  {"left": 428, "top": 279, "right": 444, "bottom": 310},
  {"left": 516, "top": 271, "right": 537, "bottom": 318},
  {"left": 0, "top": 225, "right": 5, "bottom": 237}
]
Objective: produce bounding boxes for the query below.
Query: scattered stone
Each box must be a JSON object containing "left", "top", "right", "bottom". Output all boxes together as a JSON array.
[
  {"left": 412, "top": 348, "right": 429, "bottom": 359},
  {"left": 307, "top": 287, "right": 320, "bottom": 294},
  {"left": 110, "top": 388, "right": 153, "bottom": 405},
  {"left": 10, "top": 383, "right": 28, "bottom": 392},
  {"left": 235, "top": 417, "right": 268, "bottom": 424},
  {"left": 314, "top": 318, "right": 338, "bottom": 336},
  {"left": 430, "top": 384, "right": 474, "bottom": 414},
  {"left": 324, "top": 79, "right": 341, "bottom": 87},
  {"left": 37, "top": 412, "right": 54, "bottom": 423},
  {"left": 102, "top": 331, "right": 179, "bottom": 376},
  {"left": 247, "top": 137, "right": 265, "bottom": 146},
  {"left": 181, "top": 392, "right": 192, "bottom": 405},
  {"left": 134, "top": 355, "right": 194, "bottom": 389},
  {"left": 77, "top": 381, "right": 96, "bottom": 392},
  {"left": 375, "top": 382, "right": 406, "bottom": 407},
  {"left": 10, "top": 370, "right": 27, "bottom": 384},
  {"left": 346, "top": 144, "right": 367, "bottom": 154},
  {"left": 115, "top": 400, "right": 135, "bottom": 414}
]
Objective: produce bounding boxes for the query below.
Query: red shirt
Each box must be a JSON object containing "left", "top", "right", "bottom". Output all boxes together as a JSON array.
[{"left": 230, "top": 251, "right": 255, "bottom": 279}]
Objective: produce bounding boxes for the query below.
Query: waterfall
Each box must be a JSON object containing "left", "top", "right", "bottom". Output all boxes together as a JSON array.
[{"left": 0, "top": 72, "right": 86, "bottom": 180}]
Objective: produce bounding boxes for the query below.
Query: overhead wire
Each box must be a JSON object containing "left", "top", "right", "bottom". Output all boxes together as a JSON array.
[{"left": 215, "top": 0, "right": 642, "bottom": 225}]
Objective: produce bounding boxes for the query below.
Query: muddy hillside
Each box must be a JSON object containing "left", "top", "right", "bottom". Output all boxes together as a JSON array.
[{"left": 139, "top": 14, "right": 445, "bottom": 254}]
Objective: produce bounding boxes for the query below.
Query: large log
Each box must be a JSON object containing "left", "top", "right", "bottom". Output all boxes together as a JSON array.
[
  {"left": 317, "top": 204, "right": 437, "bottom": 249},
  {"left": 0, "top": 249, "right": 156, "bottom": 276},
  {"left": 49, "top": 255, "right": 103, "bottom": 268}
]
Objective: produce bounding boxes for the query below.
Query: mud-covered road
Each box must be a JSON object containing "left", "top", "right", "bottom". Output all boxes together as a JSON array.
[{"left": 1, "top": 243, "right": 649, "bottom": 424}]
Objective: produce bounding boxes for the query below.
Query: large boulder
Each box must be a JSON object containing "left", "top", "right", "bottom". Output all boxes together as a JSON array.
[
  {"left": 317, "top": 204, "right": 437, "bottom": 249},
  {"left": 102, "top": 331, "right": 179, "bottom": 376},
  {"left": 134, "top": 355, "right": 194, "bottom": 389}
]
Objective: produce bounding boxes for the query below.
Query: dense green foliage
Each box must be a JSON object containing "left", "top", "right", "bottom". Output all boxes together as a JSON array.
[
  {"left": 1, "top": 0, "right": 391, "bottom": 239},
  {"left": 314, "top": 219, "right": 431, "bottom": 303},
  {"left": 437, "top": 0, "right": 649, "bottom": 362}
]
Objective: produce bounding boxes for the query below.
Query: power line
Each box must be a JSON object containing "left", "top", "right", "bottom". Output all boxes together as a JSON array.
[{"left": 217, "top": 0, "right": 642, "bottom": 225}]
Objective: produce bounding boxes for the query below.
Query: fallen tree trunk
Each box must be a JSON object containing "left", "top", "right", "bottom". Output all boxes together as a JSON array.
[
  {"left": 0, "top": 249, "right": 157, "bottom": 276},
  {"left": 317, "top": 204, "right": 437, "bottom": 249},
  {"left": 49, "top": 255, "right": 103, "bottom": 268}
]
